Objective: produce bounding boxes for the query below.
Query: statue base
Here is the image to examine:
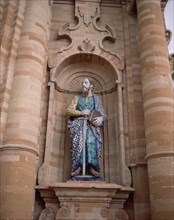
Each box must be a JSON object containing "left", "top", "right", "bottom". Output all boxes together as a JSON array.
[
  {"left": 36, "top": 182, "right": 134, "bottom": 220},
  {"left": 69, "top": 175, "right": 102, "bottom": 181}
]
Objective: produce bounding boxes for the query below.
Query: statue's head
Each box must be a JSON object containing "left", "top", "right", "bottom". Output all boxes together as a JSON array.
[{"left": 82, "top": 78, "right": 94, "bottom": 95}]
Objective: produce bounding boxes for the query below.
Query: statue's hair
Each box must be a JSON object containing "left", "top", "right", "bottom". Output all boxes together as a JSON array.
[
  {"left": 88, "top": 78, "right": 95, "bottom": 89},
  {"left": 83, "top": 77, "right": 95, "bottom": 91}
]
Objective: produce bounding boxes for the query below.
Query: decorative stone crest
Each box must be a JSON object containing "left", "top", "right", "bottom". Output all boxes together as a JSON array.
[{"left": 48, "top": 0, "right": 123, "bottom": 70}]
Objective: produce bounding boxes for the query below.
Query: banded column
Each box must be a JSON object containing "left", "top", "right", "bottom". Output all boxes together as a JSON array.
[
  {"left": 0, "top": 0, "right": 50, "bottom": 219},
  {"left": 136, "top": 1, "right": 174, "bottom": 220}
]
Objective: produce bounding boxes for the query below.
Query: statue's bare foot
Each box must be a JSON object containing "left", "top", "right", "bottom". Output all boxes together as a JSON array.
[
  {"left": 71, "top": 167, "right": 81, "bottom": 176},
  {"left": 90, "top": 167, "right": 100, "bottom": 177}
]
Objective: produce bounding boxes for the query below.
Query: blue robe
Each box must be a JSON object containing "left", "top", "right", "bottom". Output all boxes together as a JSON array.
[{"left": 68, "top": 95, "right": 106, "bottom": 173}]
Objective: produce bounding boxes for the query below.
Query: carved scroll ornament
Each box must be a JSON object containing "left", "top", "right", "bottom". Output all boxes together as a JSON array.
[
  {"left": 39, "top": 207, "right": 55, "bottom": 220},
  {"left": 48, "top": 0, "right": 123, "bottom": 70}
]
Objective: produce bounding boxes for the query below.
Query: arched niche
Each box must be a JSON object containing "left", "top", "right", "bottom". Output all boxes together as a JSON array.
[{"left": 38, "top": 53, "right": 131, "bottom": 186}]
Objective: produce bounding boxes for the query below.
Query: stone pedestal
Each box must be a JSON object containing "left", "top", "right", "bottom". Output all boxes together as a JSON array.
[{"left": 37, "top": 182, "right": 134, "bottom": 220}]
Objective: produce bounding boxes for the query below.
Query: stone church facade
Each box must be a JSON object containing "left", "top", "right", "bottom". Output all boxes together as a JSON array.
[{"left": 0, "top": 0, "right": 173, "bottom": 220}]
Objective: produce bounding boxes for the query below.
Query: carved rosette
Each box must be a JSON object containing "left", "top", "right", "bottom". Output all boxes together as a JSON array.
[
  {"left": 39, "top": 207, "right": 55, "bottom": 220},
  {"left": 56, "top": 206, "right": 70, "bottom": 219},
  {"left": 100, "top": 208, "right": 110, "bottom": 218},
  {"left": 56, "top": 203, "right": 79, "bottom": 220},
  {"left": 115, "top": 209, "right": 129, "bottom": 220}
]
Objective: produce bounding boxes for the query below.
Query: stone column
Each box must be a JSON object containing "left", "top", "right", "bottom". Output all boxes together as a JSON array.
[
  {"left": 0, "top": 0, "right": 50, "bottom": 219},
  {"left": 136, "top": 1, "right": 174, "bottom": 220}
]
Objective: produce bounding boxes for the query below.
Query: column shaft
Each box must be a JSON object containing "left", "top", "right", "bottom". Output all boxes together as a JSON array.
[
  {"left": 136, "top": 0, "right": 174, "bottom": 220},
  {"left": 0, "top": 0, "right": 49, "bottom": 219}
]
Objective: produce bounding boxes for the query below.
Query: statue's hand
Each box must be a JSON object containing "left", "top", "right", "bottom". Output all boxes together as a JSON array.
[
  {"left": 81, "top": 109, "right": 91, "bottom": 116},
  {"left": 93, "top": 116, "right": 103, "bottom": 126}
]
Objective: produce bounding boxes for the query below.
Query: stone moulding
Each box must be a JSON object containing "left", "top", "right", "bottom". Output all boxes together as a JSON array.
[
  {"left": 48, "top": 26, "right": 74, "bottom": 69},
  {"left": 129, "top": 162, "right": 147, "bottom": 168},
  {"left": 0, "top": 144, "right": 39, "bottom": 156},
  {"left": 48, "top": 49, "right": 124, "bottom": 75},
  {"left": 93, "top": 15, "right": 119, "bottom": 57},
  {"left": 48, "top": 51, "right": 124, "bottom": 96},
  {"left": 48, "top": 51, "right": 124, "bottom": 83},
  {"left": 145, "top": 151, "right": 174, "bottom": 161}
]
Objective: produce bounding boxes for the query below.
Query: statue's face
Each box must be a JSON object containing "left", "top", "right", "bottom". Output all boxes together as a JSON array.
[{"left": 82, "top": 78, "right": 91, "bottom": 93}]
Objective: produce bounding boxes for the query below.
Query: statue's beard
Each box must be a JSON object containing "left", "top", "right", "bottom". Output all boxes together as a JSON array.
[{"left": 82, "top": 87, "right": 90, "bottom": 96}]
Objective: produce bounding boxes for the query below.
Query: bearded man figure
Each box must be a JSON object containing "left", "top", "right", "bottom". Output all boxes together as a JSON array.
[{"left": 67, "top": 78, "right": 106, "bottom": 179}]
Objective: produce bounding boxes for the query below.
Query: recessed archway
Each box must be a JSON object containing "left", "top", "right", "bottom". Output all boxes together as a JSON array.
[
  {"left": 39, "top": 52, "right": 130, "bottom": 186},
  {"left": 51, "top": 53, "right": 121, "bottom": 93}
]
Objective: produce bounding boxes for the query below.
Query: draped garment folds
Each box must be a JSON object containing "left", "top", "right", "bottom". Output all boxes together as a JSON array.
[{"left": 67, "top": 95, "right": 106, "bottom": 173}]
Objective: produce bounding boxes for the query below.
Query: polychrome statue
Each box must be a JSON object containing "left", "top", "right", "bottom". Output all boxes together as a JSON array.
[{"left": 67, "top": 78, "right": 106, "bottom": 179}]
